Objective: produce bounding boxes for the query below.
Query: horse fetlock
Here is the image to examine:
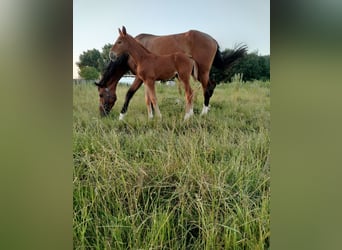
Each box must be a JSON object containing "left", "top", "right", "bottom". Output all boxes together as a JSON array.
[
  {"left": 119, "top": 113, "right": 126, "bottom": 120},
  {"left": 184, "top": 108, "right": 194, "bottom": 121},
  {"left": 200, "top": 105, "right": 210, "bottom": 116}
]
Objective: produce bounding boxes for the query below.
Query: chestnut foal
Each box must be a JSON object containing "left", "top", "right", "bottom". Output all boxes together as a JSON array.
[{"left": 110, "top": 26, "right": 195, "bottom": 120}]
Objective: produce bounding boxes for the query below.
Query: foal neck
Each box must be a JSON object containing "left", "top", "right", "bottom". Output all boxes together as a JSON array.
[{"left": 125, "top": 35, "right": 153, "bottom": 63}]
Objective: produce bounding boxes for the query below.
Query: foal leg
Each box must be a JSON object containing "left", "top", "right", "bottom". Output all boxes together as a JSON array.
[
  {"left": 181, "top": 78, "right": 194, "bottom": 120},
  {"left": 144, "top": 86, "right": 154, "bottom": 119},
  {"left": 119, "top": 77, "right": 143, "bottom": 120},
  {"left": 146, "top": 81, "right": 162, "bottom": 119}
]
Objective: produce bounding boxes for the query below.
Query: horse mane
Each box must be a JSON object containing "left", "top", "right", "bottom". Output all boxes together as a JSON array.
[
  {"left": 213, "top": 44, "right": 248, "bottom": 70},
  {"left": 97, "top": 53, "right": 129, "bottom": 87}
]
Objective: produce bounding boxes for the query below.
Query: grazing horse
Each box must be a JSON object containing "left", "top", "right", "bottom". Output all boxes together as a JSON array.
[
  {"left": 95, "top": 28, "right": 247, "bottom": 117},
  {"left": 110, "top": 26, "right": 195, "bottom": 120},
  {"left": 95, "top": 54, "right": 129, "bottom": 116}
]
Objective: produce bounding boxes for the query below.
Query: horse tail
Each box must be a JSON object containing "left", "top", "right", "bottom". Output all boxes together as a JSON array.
[
  {"left": 212, "top": 43, "right": 247, "bottom": 70},
  {"left": 191, "top": 58, "right": 199, "bottom": 81}
]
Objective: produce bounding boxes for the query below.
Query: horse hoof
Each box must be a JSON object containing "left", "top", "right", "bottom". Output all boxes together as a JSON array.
[
  {"left": 119, "top": 113, "right": 126, "bottom": 120},
  {"left": 200, "top": 105, "right": 210, "bottom": 116},
  {"left": 184, "top": 109, "right": 194, "bottom": 120}
]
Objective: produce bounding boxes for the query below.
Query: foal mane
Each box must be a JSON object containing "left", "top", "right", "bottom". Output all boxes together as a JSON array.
[{"left": 124, "top": 33, "right": 154, "bottom": 56}]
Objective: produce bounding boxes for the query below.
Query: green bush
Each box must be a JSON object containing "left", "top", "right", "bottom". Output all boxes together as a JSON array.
[{"left": 78, "top": 66, "right": 100, "bottom": 80}]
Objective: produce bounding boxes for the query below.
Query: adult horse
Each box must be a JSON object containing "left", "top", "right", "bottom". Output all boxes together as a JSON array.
[
  {"left": 95, "top": 28, "right": 247, "bottom": 117},
  {"left": 110, "top": 26, "right": 195, "bottom": 120}
]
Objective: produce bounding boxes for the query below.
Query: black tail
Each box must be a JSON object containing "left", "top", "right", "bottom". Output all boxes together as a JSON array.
[{"left": 212, "top": 43, "right": 247, "bottom": 70}]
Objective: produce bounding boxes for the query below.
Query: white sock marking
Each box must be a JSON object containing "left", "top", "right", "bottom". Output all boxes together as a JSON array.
[
  {"left": 119, "top": 113, "right": 126, "bottom": 120},
  {"left": 184, "top": 108, "right": 194, "bottom": 120},
  {"left": 200, "top": 105, "right": 210, "bottom": 116}
]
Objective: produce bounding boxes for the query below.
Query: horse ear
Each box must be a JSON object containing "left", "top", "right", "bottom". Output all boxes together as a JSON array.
[
  {"left": 122, "top": 26, "right": 127, "bottom": 35},
  {"left": 94, "top": 81, "right": 104, "bottom": 87},
  {"left": 118, "top": 27, "right": 122, "bottom": 36}
]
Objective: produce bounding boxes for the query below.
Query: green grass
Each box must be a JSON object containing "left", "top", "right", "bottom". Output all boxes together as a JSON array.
[{"left": 73, "top": 81, "right": 270, "bottom": 249}]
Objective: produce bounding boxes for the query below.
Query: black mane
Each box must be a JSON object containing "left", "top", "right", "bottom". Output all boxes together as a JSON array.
[{"left": 97, "top": 53, "right": 130, "bottom": 87}]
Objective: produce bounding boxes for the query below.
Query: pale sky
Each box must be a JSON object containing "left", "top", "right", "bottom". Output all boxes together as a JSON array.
[{"left": 73, "top": 0, "right": 270, "bottom": 78}]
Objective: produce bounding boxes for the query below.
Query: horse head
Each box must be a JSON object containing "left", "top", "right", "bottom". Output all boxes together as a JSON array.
[
  {"left": 94, "top": 54, "right": 130, "bottom": 116},
  {"left": 94, "top": 81, "right": 117, "bottom": 117},
  {"left": 109, "top": 26, "right": 130, "bottom": 62}
]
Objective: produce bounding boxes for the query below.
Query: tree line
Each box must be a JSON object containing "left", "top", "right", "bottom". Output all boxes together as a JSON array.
[
  {"left": 77, "top": 44, "right": 270, "bottom": 83},
  {"left": 210, "top": 49, "right": 270, "bottom": 83}
]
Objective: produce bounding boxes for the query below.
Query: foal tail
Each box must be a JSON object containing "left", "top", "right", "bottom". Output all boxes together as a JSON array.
[{"left": 212, "top": 43, "right": 247, "bottom": 70}]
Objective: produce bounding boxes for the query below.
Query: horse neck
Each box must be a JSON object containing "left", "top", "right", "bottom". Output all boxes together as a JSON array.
[
  {"left": 101, "top": 71, "right": 120, "bottom": 88},
  {"left": 106, "top": 76, "right": 119, "bottom": 91},
  {"left": 108, "top": 65, "right": 128, "bottom": 87},
  {"left": 100, "top": 67, "right": 126, "bottom": 90},
  {"left": 125, "top": 36, "right": 153, "bottom": 63},
  {"left": 100, "top": 54, "right": 129, "bottom": 87}
]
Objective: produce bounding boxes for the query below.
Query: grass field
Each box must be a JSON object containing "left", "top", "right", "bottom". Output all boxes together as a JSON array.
[{"left": 73, "top": 80, "right": 270, "bottom": 249}]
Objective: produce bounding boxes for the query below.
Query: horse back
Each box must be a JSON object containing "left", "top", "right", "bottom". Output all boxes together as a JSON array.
[{"left": 135, "top": 30, "right": 217, "bottom": 72}]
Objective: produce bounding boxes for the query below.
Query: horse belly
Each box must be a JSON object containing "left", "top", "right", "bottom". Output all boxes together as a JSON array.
[
  {"left": 148, "top": 58, "right": 176, "bottom": 80},
  {"left": 156, "top": 71, "right": 177, "bottom": 81}
]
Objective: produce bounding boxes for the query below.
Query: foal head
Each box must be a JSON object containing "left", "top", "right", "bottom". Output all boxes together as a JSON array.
[
  {"left": 94, "top": 82, "right": 117, "bottom": 117},
  {"left": 109, "top": 26, "right": 134, "bottom": 62}
]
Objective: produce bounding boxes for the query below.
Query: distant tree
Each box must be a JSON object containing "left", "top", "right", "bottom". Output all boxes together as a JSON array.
[
  {"left": 98, "top": 43, "right": 113, "bottom": 74},
  {"left": 234, "top": 53, "right": 270, "bottom": 82},
  {"left": 78, "top": 66, "right": 99, "bottom": 80},
  {"left": 76, "top": 49, "right": 101, "bottom": 70},
  {"left": 259, "top": 55, "right": 270, "bottom": 81},
  {"left": 232, "top": 52, "right": 261, "bottom": 81},
  {"left": 210, "top": 50, "right": 270, "bottom": 83}
]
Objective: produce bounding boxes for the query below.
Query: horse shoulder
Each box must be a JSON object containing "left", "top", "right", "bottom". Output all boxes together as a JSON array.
[
  {"left": 137, "top": 64, "right": 156, "bottom": 82},
  {"left": 128, "top": 57, "right": 138, "bottom": 74}
]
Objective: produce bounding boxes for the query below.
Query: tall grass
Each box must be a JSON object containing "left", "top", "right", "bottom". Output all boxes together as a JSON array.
[{"left": 73, "top": 81, "right": 270, "bottom": 249}]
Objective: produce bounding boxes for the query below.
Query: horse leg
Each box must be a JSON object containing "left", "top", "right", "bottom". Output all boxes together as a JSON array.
[
  {"left": 201, "top": 78, "right": 216, "bottom": 115},
  {"left": 144, "top": 86, "right": 154, "bottom": 119},
  {"left": 119, "top": 77, "right": 143, "bottom": 120},
  {"left": 207, "top": 78, "right": 217, "bottom": 98},
  {"left": 181, "top": 77, "right": 194, "bottom": 120},
  {"left": 199, "top": 71, "right": 212, "bottom": 115},
  {"left": 146, "top": 81, "right": 162, "bottom": 119}
]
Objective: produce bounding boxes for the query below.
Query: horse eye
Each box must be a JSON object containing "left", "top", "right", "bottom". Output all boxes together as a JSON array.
[{"left": 99, "top": 94, "right": 103, "bottom": 98}]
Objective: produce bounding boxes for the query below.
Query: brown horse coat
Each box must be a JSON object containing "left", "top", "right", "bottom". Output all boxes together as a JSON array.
[
  {"left": 96, "top": 27, "right": 247, "bottom": 117},
  {"left": 110, "top": 26, "right": 195, "bottom": 120}
]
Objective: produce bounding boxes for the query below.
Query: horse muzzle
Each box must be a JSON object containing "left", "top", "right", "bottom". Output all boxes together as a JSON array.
[{"left": 99, "top": 106, "right": 110, "bottom": 117}]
